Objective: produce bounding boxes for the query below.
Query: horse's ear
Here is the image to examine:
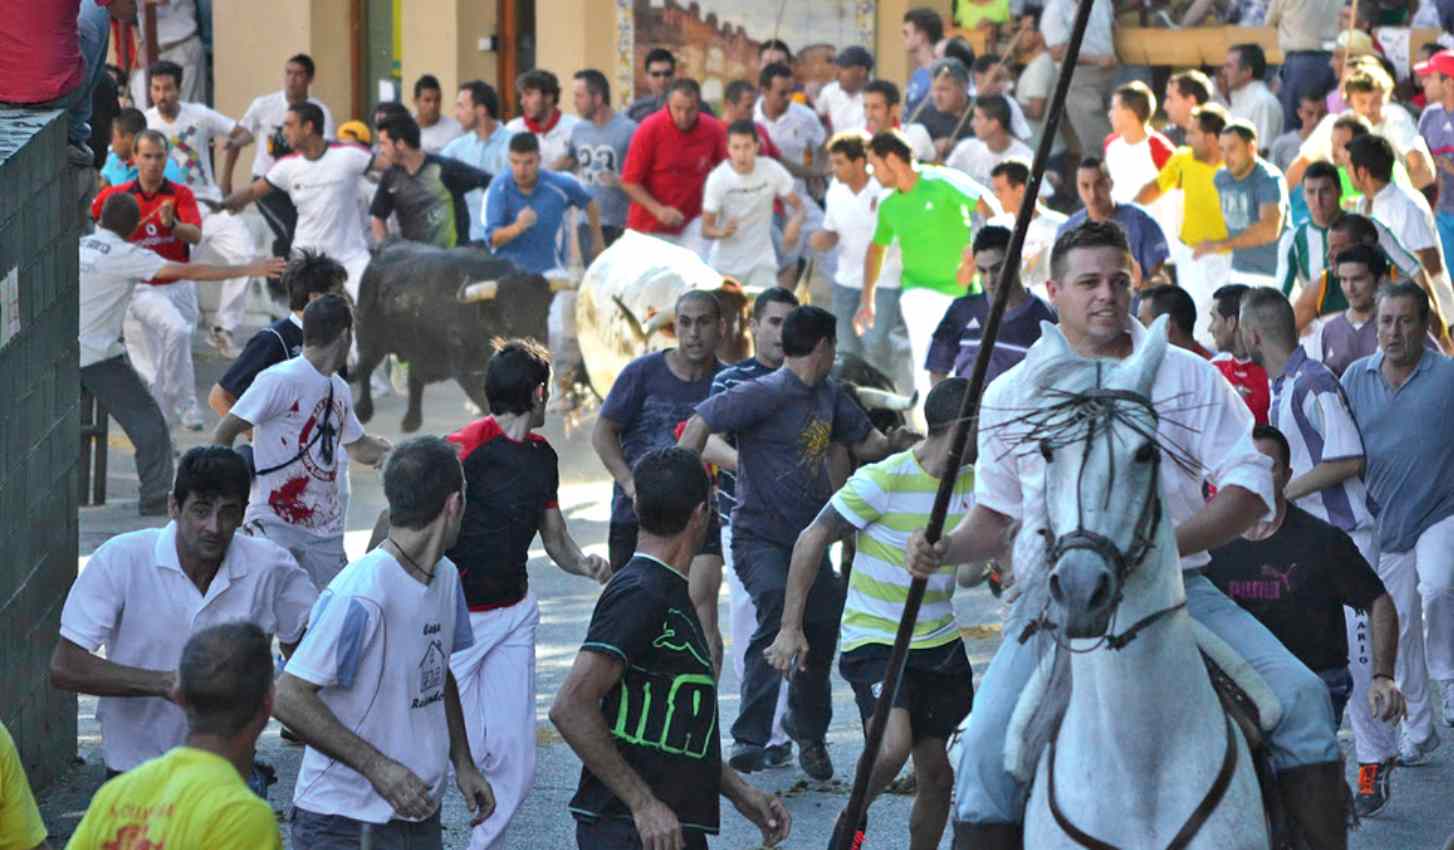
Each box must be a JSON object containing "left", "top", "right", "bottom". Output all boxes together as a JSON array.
[
  {"left": 1123, "top": 315, "right": 1169, "bottom": 395},
  {"left": 1036, "top": 320, "right": 1071, "bottom": 359}
]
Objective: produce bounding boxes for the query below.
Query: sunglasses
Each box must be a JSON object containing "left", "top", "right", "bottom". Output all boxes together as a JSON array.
[{"left": 649, "top": 70, "right": 674, "bottom": 78}]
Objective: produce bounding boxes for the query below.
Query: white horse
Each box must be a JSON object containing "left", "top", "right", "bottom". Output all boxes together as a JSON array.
[{"left": 1004, "top": 320, "right": 1273, "bottom": 850}]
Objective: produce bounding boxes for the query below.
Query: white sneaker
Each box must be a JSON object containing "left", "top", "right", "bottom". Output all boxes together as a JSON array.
[
  {"left": 180, "top": 405, "right": 206, "bottom": 432},
  {"left": 207, "top": 326, "right": 240, "bottom": 359},
  {"left": 1441, "top": 679, "right": 1454, "bottom": 726},
  {"left": 1396, "top": 727, "right": 1440, "bottom": 766}
]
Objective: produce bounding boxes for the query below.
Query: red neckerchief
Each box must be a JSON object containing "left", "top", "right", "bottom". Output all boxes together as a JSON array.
[{"left": 523, "top": 109, "right": 562, "bottom": 134}]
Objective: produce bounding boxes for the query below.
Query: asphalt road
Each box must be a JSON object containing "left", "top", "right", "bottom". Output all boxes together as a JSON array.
[{"left": 39, "top": 333, "right": 1454, "bottom": 850}]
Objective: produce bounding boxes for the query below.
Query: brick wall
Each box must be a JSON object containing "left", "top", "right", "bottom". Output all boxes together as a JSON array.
[{"left": 0, "top": 109, "right": 84, "bottom": 790}]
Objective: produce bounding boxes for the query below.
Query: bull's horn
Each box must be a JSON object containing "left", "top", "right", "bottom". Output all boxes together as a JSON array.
[
  {"left": 457, "top": 280, "right": 499, "bottom": 302},
  {"left": 641, "top": 309, "right": 675, "bottom": 337},
  {"left": 856, "top": 387, "right": 918, "bottom": 411},
  {"left": 613, "top": 296, "right": 648, "bottom": 343},
  {"left": 545, "top": 269, "right": 580, "bottom": 292}
]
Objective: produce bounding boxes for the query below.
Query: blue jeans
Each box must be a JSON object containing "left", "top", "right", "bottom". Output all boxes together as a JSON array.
[
  {"left": 832, "top": 285, "right": 904, "bottom": 380},
  {"left": 291, "top": 808, "right": 443, "bottom": 850},
  {"left": 1436, "top": 211, "right": 1454, "bottom": 274},
  {"left": 575, "top": 816, "right": 708, "bottom": 850},
  {"left": 1279, "top": 53, "right": 1337, "bottom": 134},
  {"left": 953, "top": 573, "right": 1339, "bottom": 825},
  {"left": 831, "top": 283, "right": 865, "bottom": 359}
]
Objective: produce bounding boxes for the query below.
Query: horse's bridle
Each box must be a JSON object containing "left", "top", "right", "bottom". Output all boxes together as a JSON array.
[{"left": 1023, "top": 387, "right": 1183, "bottom": 652}]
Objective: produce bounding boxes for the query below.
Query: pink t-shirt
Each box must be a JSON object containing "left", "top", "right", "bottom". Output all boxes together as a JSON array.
[{"left": 0, "top": 0, "right": 83, "bottom": 104}]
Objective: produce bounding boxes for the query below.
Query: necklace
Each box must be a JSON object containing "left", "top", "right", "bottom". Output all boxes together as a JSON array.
[{"left": 387, "top": 538, "right": 436, "bottom": 583}]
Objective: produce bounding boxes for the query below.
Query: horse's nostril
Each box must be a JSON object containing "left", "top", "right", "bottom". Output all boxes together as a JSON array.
[
  {"left": 1049, "top": 574, "right": 1063, "bottom": 601},
  {"left": 1088, "top": 573, "right": 1111, "bottom": 610}
]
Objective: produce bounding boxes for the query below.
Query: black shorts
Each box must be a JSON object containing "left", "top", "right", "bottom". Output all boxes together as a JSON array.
[
  {"left": 839, "top": 640, "right": 973, "bottom": 743},
  {"left": 608, "top": 515, "right": 722, "bottom": 571}
]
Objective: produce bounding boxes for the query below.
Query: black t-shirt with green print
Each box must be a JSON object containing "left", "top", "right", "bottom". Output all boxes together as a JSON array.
[{"left": 569, "top": 554, "right": 722, "bottom": 835}]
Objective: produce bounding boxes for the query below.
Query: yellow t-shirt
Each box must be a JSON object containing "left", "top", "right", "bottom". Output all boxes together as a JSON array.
[
  {"left": 0, "top": 722, "right": 47, "bottom": 850},
  {"left": 1155, "top": 148, "right": 1228, "bottom": 246},
  {"left": 65, "top": 748, "right": 281, "bottom": 850}
]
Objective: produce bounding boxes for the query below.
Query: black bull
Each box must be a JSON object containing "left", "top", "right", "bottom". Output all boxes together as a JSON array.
[{"left": 353, "top": 241, "right": 551, "bottom": 432}]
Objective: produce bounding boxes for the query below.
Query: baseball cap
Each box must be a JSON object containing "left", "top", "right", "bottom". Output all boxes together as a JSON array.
[
  {"left": 337, "top": 120, "right": 372, "bottom": 146},
  {"left": 929, "top": 57, "right": 970, "bottom": 84},
  {"left": 835, "top": 46, "right": 874, "bottom": 70},
  {"left": 1415, "top": 49, "right": 1454, "bottom": 78},
  {"left": 1327, "top": 30, "right": 1375, "bottom": 56}
]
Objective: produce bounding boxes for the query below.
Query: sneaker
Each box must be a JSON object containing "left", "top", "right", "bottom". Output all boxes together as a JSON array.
[
  {"left": 180, "top": 405, "right": 206, "bottom": 432},
  {"left": 798, "top": 739, "right": 834, "bottom": 781},
  {"left": 1396, "top": 728, "right": 1440, "bottom": 766},
  {"left": 1441, "top": 680, "right": 1454, "bottom": 727},
  {"left": 828, "top": 811, "right": 867, "bottom": 850},
  {"left": 207, "top": 326, "right": 240, "bottom": 359},
  {"left": 1354, "top": 761, "right": 1392, "bottom": 818},
  {"left": 763, "top": 742, "right": 793, "bottom": 768},
  {"left": 729, "top": 743, "right": 767, "bottom": 773}
]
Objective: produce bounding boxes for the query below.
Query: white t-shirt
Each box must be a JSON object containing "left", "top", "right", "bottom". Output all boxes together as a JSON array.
[
  {"left": 265, "top": 143, "right": 374, "bottom": 262},
  {"left": 822, "top": 177, "right": 902, "bottom": 290},
  {"left": 139, "top": 0, "right": 197, "bottom": 45},
  {"left": 989, "top": 207, "right": 1068, "bottom": 300},
  {"left": 59, "top": 523, "right": 314, "bottom": 772},
  {"left": 978, "top": 318, "right": 1275, "bottom": 574},
  {"left": 78, "top": 230, "right": 166, "bottom": 368},
  {"left": 505, "top": 113, "right": 581, "bottom": 168},
  {"left": 417, "top": 115, "right": 464, "bottom": 154},
  {"left": 701, "top": 157, "right": 795, "bottom": 276},
  {"left": 945, "top": 136, "right": 1035, "bottom": 191},
  {"left": 286, "top": 548, "right": 474, "bottom": 824},
  {"left": 1017, "top": 52, "right": 1066, "bottom": 154},
  {"left": 147, "top": 102, "right": 237, "bottom": 201},
  {"left": 230, "top": 356, "right": 366, "bottom": 539},
  {"left": 1300, "top": 106, "right": 1431, "bottom": 167},
  {"left": 1227, "top": 81, "right": 1285, "bottom": 151},
  {"left": 900, "top": 123, "right": 938, "bottom": 162},
  {"left": 815, "top": 82, "right": 866, "bottom": 133},
  {"left": 240, "top": 91, "right": 337, "bottom": 177},
  {"left": 1362, "top": 180, "right": 1442, "bottom": 256},
  {"left": 755, "top": 100, "right": 826, "bottom": 191},
  {"left": 1105, "top": 131, "right": 1180, "bottom": 242}
]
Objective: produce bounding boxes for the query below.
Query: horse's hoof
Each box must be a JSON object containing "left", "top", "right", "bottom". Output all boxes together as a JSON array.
[{"left": 401, "top": 413, "right": 422, "bottom": 433}]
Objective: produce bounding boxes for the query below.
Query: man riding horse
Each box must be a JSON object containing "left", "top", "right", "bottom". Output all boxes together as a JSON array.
[{"left": 909, "top": 220, "right": 1347, "bottom": 849}]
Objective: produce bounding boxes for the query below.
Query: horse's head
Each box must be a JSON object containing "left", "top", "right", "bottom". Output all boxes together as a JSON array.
[{"left": 1027, "top": 317, "right": 1171, "bottom": 639}]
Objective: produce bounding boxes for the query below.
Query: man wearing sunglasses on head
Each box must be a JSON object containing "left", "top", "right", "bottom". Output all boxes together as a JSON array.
[{"left": 214, "top": 293, "right": 392, "bottom": 591}]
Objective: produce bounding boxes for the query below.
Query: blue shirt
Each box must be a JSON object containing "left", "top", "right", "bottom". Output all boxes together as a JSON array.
[
  {"left": 1059, "top": 203, "right": 1170, "bottom": 280},
  {"left": 1341, "top": 350, "right": 1454, "bottom": 553},
  {"left": 441, "top": 124, "right": 515, "bottom": 242},
  {"left": 483, "top": 169, "right": 592, "bottom": 274},
  {"left": 1213, "top": 158, "right": 1287, "bottom": 277},
  {"left": 100, "top": 150, "right": 187, "bottom": 187},
  {"left": 925, "top": 291, "right": 1056, "bottom": 383},
  {"left": 905, "top": 67, "right": 932, "bottom": 116},
  {"left": 707, "top": 357, "right": 776, "bottom": 525},
  {"left": 695, "top": 368, "right": 873, "bottom": 548}
]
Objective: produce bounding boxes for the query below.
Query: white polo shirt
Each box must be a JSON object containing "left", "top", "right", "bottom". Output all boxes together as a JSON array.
[
  {"left": 59, "top": 523, "right": 315, "bottom": 772},
  {"left": 821, "top": 176, "right": 902, "bottom": 290},
  {"left": 78, "top": 230, "right": 166, "bottom": 368},
  {"left": 755, "top": 100, "right": 826, "bottom": 191},
  {"left": 815, "top": 81, "right": 865, "bottom": 133},
  {"left": 977, "top": 318, "right": 1276, "bottom": 573}
]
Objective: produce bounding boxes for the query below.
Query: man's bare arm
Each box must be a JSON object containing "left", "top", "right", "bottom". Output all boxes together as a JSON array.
[
  {"left": 550, "top": 653, "right": 668, "bottom": 818},
  {"left": 49, "top": 638, "right": 173, "bottom": 699},
  {"left": 212, "top": 413, "right": 254, "bottom": 448},
  {"left": 594, "top": 415, "right": 638, "bottom": 499},
  {"left": 1285, "top": 457, "right": 1363, "bottom": 502}
]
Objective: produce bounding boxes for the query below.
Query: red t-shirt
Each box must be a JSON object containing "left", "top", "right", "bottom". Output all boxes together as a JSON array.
[
  {"left": 621, "top": 109, "right": 728, "bottom": 234},
  {"left": 0, "top": 0, "right": 82, "bottom": 104},
  {"left": 1212, "top": 354, "right": 1271, "bottom": 425},
  {"left": 91, "top": 180, "right": 202, "bottom": 283}
]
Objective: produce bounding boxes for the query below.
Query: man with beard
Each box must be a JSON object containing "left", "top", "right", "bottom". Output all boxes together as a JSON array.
[
  {"left": 506, "top": 69, "right": 578, "bottom": 170},
  {"left": 442, "top": 80, "right": 516, "bottom": 244}
]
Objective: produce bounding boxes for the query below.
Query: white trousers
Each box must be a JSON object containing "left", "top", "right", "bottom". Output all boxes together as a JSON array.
[
  {"left": 1171, "top": 243, "right": 1231, "bottom": 350},
  {"left": 450, "top": 595, "right": 540, "bottom": 850},
  {"left": 547, "top": 291, "right": 580, "bottom": 383},
  {"left": 1342, "top": 528, "right": 1396, "bottom": 763},
  {"left": 898, "top": 287, "right": 955, "bottom": 407},
  {"left": 1377, "top": 512, "right": 1454, "bottom": 745},
  {"left": 194, "top": 210, "right": 258, "bottom": 333},
  {"left": 126, "top": 282, "right": 199, "bottom": 420},
  {"left": 723, "top": 525, "right": 789, "bottom": 748}
]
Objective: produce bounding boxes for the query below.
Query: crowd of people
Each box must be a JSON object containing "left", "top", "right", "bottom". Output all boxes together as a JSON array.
[{"left": 6, "top": 0, "right": 1454, "bottom": 848}]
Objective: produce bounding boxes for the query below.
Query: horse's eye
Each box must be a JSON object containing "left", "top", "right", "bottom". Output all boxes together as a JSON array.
[
  {"left": 1039, "top": 440, "right": 1053, "bottom": 462},
  {"left": 1134, "top": 442, "right": 1156, "bottom": 463}
]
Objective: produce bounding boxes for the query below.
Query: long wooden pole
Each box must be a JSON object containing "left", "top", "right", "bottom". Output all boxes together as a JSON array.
[{"left": 827, "top": 1, "right": 1100, "bottom": 847}]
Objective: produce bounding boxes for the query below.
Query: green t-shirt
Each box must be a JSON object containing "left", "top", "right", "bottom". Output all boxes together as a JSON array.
[{"left": 873, "top": 165, "right": 983, "bottom": 296}]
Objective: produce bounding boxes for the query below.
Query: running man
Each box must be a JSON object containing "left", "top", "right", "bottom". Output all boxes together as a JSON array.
[
  {"left": 766, "top": 377, "right": 977, "bottom": 850},
  {"left": 702, "top": 120, "right": 804, "bottom": 289}
]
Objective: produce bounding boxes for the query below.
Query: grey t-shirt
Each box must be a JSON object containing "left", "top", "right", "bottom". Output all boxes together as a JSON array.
[
  {"left": 569, "top": 113, "right": 637, "bottom": 228},
  {"left": 695, "top": 368, "right": 873, "bottom": 548},
  {"left": 1213, "top": 158, "right": 1287, "bottom": 277}
]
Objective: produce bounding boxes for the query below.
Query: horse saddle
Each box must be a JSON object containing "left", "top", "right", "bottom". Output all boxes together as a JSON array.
[{"left": 1004, "top": 619, "right": 1283, "bottom": 785}]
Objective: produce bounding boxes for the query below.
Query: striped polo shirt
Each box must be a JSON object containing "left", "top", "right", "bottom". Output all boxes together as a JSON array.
[
  {"left": 1269, "top": 348, "right": 1373, "bottom": 534},
  {"left": 1274, "top": 217, "right": 1420, "bottom": 305},
  {"left": 831, "top": 449, "right": 975, "bottom": 652}
]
